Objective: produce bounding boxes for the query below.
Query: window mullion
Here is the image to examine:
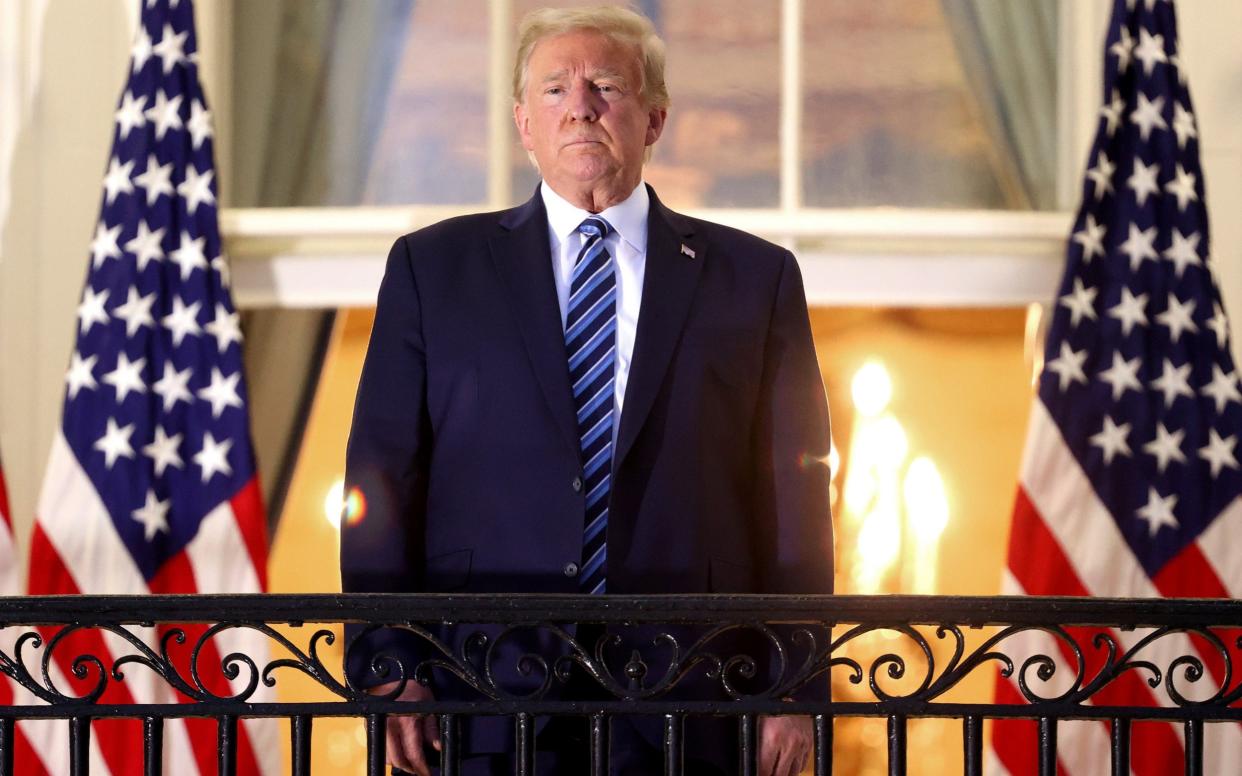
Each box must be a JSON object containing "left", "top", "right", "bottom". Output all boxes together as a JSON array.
[
  {"left": 779, "top": 0, "right": 803, "bottom": 249},
  {"left": 488, "top": 0, "right": 514, "bottom": 209}
]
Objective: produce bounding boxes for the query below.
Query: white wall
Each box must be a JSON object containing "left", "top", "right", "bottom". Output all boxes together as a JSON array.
[
  {"left": 1181, "top": 2, "right": 1242, "bottom": 325},
  {"left": 0, "top": 0, "right": 131, "bottom": 581},
  {"left": 1, "top": 0, "right": 1241, "bottom": 578}
]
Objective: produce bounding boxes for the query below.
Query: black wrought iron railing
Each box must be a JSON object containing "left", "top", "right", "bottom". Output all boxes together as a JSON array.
[{"left": 0, "top": 594, "right": 1238, "bottom": 775}]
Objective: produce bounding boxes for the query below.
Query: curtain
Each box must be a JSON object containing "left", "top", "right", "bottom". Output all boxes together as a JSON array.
[
  {"left": 233, "top": 0, "right": 415, "bottom": 207},
  {"left": 940, "top": 0, "right": 1059, "bottom": 211},
  {"left": 230, "top": 1, "right": 415, "bottom": 526}
]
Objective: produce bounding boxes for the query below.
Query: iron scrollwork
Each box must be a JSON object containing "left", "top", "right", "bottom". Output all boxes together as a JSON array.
[{"left": 0, "top": 595, "right": 1235, "bottom": 721}]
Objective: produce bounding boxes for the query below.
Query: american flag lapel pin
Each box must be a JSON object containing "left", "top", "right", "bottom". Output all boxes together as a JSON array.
[{"left": 680, "top": 244, "right": 696, "bottom": 259}]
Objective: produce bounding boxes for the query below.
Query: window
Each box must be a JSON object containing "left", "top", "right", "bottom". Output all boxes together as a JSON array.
[{"left": 230, "top": 0, "right": 1061, "bottom": 212}]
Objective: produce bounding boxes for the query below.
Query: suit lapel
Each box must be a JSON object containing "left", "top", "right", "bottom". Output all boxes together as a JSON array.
[
  {"left": 489, "top": 193, "right": 581, "bottom": 459},
  {"left": 615, "top": 187, "right": 704, "bottom": 467}
]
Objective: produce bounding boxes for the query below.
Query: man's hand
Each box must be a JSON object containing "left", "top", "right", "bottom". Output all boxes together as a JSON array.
[
  {"left": 370, "top": 680, "right": 440, "bottom": 776},
  {"left": 758, "top": 714, "right": 812, "bottom": 776}
]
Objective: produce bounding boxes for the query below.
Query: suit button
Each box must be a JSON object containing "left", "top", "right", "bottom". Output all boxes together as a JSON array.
[
  {"left": 572, "top": 477, "right": 583, "bottom": 492},
  {"left": 563, "top": 562, "right": 580, "bottom": 577}
]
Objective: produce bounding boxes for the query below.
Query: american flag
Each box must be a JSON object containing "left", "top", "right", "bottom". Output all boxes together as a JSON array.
[
  {"left": 26, "top": 0, "right": 277, "bottom": 773},
  {"left": 992, "top": 0, "right": 1242, "bottom": 773}
]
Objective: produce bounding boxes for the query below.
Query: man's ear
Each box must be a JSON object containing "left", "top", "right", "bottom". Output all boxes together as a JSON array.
[
  {"left": 514, "top": 101, "right": 534, "bottom": 151},
  {"left": 645, "top": 107, "right": 668, "bottom": 147}
]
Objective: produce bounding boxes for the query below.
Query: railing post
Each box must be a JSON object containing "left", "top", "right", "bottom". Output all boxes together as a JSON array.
[
  {"left": 1184, "top": 720, "right": 1203, "bottom": 776},
  {"left": 290, "top": 715, "right": 311, "bottom": 776},
  {"left": 0, "top": 717, "right": 13, "bottom": 776},
  {"left": 738, "top": 714, "right": 757, "bottom": 776},
  {"left": 663, "top": 713, "right": 684, "bottom": 776},
  {"left": 144, "top": 716, "right": 163, "bottom": 776},
  {"left": 515, "top": 712, "right": 534, "bottom": 776},
  {"left": 217, "top": 715, "right": 237, "bottom": 776},
  {"left": 1110, "top": 717, "right": 1129, "bottom": 776},
  {"left": 813, "top": 713, "right": 832, "bottom": 776},
  {"left": 887, "top": 715, "right": 906, "bottom": 776},
  {"left": 589, "top": 712, "right": 609, "bottom": 776},
  {"left": 1038, "top": 717, "right": 1056, "bottom": 776},
  {"left": 439, "top": 714, "right": 460, "bottom": 776},
  {"left": 366, "top": 714, "right": 386, "bottom": 776},
  {"left": 69, "top": 717, "right": 90, "bottom": 776},
  {"left": 963, "top": 715, "right": 982, "bottom": 776}
]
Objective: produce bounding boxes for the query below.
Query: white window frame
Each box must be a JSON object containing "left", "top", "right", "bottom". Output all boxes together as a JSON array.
[{"left": 199, "top": 0, "right": 1110, "bottom": 310}]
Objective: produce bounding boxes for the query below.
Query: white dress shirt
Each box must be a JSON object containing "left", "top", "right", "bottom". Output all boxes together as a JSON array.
[{"left": 540, "top": 181, "right": 648, "bottom": 440}]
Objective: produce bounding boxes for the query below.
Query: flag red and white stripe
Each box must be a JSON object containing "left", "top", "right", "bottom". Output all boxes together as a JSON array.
[{"left": 0, "top": 460, "right": 52, "bottom": 775}]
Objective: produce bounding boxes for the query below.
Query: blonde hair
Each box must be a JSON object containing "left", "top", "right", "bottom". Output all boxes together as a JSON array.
[{"left": 512, "top": 5, "right": 670, "bottom": 110}]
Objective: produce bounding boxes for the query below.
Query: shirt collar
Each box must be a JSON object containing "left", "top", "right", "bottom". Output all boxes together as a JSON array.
[{"left": 540, "top": 180, "right": 649, "bottom": 254}]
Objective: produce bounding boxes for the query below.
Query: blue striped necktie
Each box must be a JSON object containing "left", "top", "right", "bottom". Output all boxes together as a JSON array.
[{"left": 565, "top": 216, "right": 615, "bottom": 594}]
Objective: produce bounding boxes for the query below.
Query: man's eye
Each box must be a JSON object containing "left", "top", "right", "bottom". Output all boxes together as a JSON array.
[{"left": 545, "top": 87, "right": 564, "bottom": 96}]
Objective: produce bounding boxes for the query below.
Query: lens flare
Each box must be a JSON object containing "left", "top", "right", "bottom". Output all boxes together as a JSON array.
[
  {"left": 323, "top": 480, "right": 344, "bottom": 529},
  {"left": 324, "top": 481, "right": 368, "bottom": 529},
  {"left": 343, "top": 487, "right": 367, "bottom": 526}
]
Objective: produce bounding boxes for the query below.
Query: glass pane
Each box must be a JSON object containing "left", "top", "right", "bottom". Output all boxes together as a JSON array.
[
  {"left": 365, "top": 1, "right": 490, "bottom": 204},
  {"left": 230, "top": 0, "right": 489, "bottom": 207},
  {"left": 802, "top": 0, "right": 1058, "bottom": 210},
  {"left": 510, "top": 0, "right": 781, "bottom": 209}
]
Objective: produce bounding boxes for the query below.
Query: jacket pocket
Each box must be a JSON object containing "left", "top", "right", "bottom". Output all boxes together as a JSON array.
[{"left": 423, "top": 548, "right": 473, "bottom": 592}]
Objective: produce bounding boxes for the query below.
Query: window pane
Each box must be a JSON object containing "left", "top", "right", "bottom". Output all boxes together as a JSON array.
[
  {"left": 802, "top": 0, "right": 1058, "bottom": 210},
  {"left": 510, "top": 0, "right": 781, "bottom": 209},
  {"left": 366, "top": 2, "right": 491, "bottom": 204},
  {"left": 231, "top": 0, "right": 489, "bottom": 207}
]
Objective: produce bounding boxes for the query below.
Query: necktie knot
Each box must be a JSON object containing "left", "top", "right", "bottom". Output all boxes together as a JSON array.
[{"left": 577, "top": 216, "right": 612, "bottom": 240}]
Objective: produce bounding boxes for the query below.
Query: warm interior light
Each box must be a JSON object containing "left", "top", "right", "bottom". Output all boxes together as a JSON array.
[
  {"left": 842, "top": 414, "right": 907, "bottom": 518},
  {"left": 851, "top": 360, "right": 892, "bottom": 417},
  {"left": 1024, "top": 303, "right": 1045, "bottom": 388},
  {"left": 871, "top": 416, "right": 908, "bottom": 464},
  {"left": 842, "top": 458, "right": 876, "bottom": 519},
  {"left": 324, "top": 479, "right": 344, "bottom": 529},
  {"left": 904, "top": 457, "right": 948, "bottom": 542},
  {"left": 903, "top": 456, "right": 949, "bottom": 594},
  {"left": 844, "top": 411, "right": 909, "bottom": 591},
  {"left": 853, "top": 496, "right": 901, "bottom": 593}
]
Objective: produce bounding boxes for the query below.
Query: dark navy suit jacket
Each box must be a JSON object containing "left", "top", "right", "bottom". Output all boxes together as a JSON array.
[{"left": 341, "top": 185, "right": 833, "bottom": 763}]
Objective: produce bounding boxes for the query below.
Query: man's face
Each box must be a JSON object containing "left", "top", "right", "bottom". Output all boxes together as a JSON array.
[{"left": 514, "top": 29, "right": 666, "bottom": 195}]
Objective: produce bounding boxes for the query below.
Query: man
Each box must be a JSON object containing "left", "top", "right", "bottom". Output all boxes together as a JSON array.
[{"left": 342, "top": 6, "right": 833, "bottom": 775}]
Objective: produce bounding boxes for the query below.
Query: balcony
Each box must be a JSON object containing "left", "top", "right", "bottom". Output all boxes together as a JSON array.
[{"left": 0, "top": 594, "right": 1237, "bottom": 775}]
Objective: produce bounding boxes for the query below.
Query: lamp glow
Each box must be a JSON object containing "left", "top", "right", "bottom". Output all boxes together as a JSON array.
[
  {"left": 851, "top": 361, "right": 892, "bottom": 417},
  {"left": 904, "top": 457, "right": 949, "bottom": 542},
  {"left": 903, "top": 456, "right": 949, "bottom": 594},
  {"left": 324, "top": 480, "right": 344, "bottom": 529},
  {"left": 853, "top": 498, "right": 901, "bottom": 593},
  {"left": 871, "top": 416, "right": 908, "bottom": 468}
]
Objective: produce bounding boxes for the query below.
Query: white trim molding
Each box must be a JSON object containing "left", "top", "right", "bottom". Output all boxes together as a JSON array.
[{"left": 222, "top": 206, "right": 1072, "bottom": 309}]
